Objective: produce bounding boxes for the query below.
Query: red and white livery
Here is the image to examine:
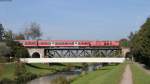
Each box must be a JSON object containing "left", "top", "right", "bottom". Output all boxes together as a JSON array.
[{"left": 16, "top": 40, "right": 120, "bottom": 47}]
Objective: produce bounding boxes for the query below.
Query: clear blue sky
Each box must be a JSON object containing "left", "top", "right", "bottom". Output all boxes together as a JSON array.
[{"left": 0, "top": 0, "right": 150, "bottom": 40}]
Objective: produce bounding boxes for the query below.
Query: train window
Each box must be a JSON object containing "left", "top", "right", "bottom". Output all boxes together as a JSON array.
[
  {"left": 25, "top": 41, "right": 35, "bottom": 45},
  {"left": 74, "top": 42, "right": 78, "bottom": 44},
  {"left": 56, "top": 42, "right": 61, "bottom": 45},
  {"left": 104, "top": 42, "right": 107, "bottom": 45},
  {"left": 110, "top": 42, "right": 112, "bottom": 45},
  {"left": 106, "top": 42, "right": 109, "bottom": 45}
]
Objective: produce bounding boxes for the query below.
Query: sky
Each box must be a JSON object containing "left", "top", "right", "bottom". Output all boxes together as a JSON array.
[{"left": 0, "top": 0, "right": 150, "bottom": 40}]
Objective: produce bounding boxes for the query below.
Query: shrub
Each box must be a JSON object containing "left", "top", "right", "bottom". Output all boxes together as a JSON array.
[
  {"left": 51, "top": 76, "right": 69, "bottom": 84},
  {"left": 0, "top": 78, "right": 15, "bottom": 84},
  {"left": 0, "top": 64, "right": 4, "bottom": 77}
]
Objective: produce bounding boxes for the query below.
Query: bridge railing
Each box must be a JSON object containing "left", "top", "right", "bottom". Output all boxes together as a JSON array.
[{"left": 20, "top": 58, "right": 125, "bottom": 63}]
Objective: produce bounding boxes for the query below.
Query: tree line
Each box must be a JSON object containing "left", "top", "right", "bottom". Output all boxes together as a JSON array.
[
  {"left": 0, "top": 22, "right": 42, "bottom": 62},
  {"left": 130, "top": 17, "right": 150, "bottom": 67}
]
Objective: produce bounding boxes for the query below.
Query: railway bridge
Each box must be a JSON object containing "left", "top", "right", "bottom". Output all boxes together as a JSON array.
[{"left": 17, "top": 40, "right": 130, "bottom": 58}]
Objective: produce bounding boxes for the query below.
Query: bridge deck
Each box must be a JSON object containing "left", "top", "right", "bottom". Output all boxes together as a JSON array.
[{"left": 20, "top": 58, "right": 125, "bottom": 63}]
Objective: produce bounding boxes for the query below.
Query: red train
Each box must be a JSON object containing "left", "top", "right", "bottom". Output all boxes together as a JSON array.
[{"left": 16, "top": 40, "right": 120, "bottom": 47}]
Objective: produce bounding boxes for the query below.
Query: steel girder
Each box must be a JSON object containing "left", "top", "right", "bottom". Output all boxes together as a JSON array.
[{"left": 44, "top": 47, "right": 121, "bottom": 58}]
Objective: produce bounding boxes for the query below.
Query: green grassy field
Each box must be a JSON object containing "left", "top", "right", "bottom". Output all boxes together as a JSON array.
[
  {"left": 71, "top": 63, "right": 126, "bottom": 84},
  {"left": 131, "top": 63, "right": 150, "bottom": 84}
]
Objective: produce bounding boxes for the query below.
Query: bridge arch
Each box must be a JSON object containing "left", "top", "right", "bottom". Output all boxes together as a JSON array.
[
  {"left": 121, "top": 47, "right": 130, "bottom": 57},
  {"left": 27, "top": 48, "right": 45, "bottom": 58},
  {"left": 32, "top": 52, "right": 40, "bottom": 58}
]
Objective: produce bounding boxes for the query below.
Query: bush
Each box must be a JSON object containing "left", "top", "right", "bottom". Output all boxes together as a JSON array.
[
  {"left": 51, "top": 76, "right": 69, "bottom": 84},
  {"left": 0, "top": 64, "right": 4, "bottom": 77},
  {"left": 0, "top": 78, "right": 15, "bottom": 84},
  {"left": 14, "top": 62, "right": 27, "bottom": 77}
]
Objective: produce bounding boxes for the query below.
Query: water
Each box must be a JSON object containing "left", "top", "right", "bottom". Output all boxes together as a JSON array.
[{"left": 27, "top": 70, "right": 81, "bottom": 84}]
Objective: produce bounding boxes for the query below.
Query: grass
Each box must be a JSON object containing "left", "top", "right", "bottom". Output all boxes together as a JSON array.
[
  {"left": 71, "top": 63, "right": 126, "bottom": 84},
  {"left": 0, "top": 64, "right": 16, "bottom": 79},
  {"left": 131, "top": 62, "right": 150, "bottom": 84},
  {"left": 25, "top": 63, "right": 66, "bottom": 75},
  {"left": 0, "top": 63, "right": 73, "bottom": 80}
]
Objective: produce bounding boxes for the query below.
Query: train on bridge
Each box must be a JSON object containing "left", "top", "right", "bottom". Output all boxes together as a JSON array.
[{"left": 16, "top": 40, "right": 120, "bottom": 47}]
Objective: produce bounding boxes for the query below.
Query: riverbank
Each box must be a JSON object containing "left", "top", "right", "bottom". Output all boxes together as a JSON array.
[
  {"left": 71, "top": 63, "right": 126, "bottom": 84},
  {"left": 0, "top": 63, "right": 83, "bottom": 83}
]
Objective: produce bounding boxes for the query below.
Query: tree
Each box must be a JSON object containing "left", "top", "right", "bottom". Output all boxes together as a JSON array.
[
  {"left": 0, "top": 24, "right": 5, "bottom": 40},
  {"left": 130, "top": 17, "right": 150, "bottom": 66},
  {"left": 15, "top": 47, "right": 29, "bottom": 58},
  {"left": 128, "top": 32, "right": 134, "bottom": 41},
  {"left": 4, "top": 30, "right": 15, "bottom": 40},
  {"left": 24, "top": 22, "right": 42, "bottom": 40},
  {"left": 0, "top": 64, "right": 4, "bottom": 77},
  {"left": 0, "top": 42, "right": 11, "bottom": 62},
  {"left": 5, "top": 40, "right": 29, "bottom": 61}
]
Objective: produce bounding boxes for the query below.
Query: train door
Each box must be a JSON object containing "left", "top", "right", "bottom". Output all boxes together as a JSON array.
[
  {"left": 74, "top": 42, "right": 79, "bottom": 46},
  {"left": 50, "top": 42, "right": 55, "bottom": 46}
]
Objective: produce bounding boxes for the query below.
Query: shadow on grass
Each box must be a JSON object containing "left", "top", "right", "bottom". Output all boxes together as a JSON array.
[
  {"left": 143, "top": 65, "right": 150, "bottom": 70},
  {"left": 48, "top": 63, "right": 66, "bottom": 66},
  {"left": 25, "top": 63, "right": 69, "bottom": 72},
  {"left": 25, "top": 63, "right": 51, "bottom": 70}
]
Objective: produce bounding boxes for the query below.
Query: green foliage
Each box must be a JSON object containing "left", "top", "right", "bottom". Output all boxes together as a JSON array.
[
  {"left": 0, "top": 42, "right": 12, "bottom": 62},
  {"left": 6, "top": 40, "right": 29, "bottom": 59},
  {"left": 0, "top": 64, "right": 4, "bottom": 77},
  {"left": 82, "top": 63, "right": 88, "bottom": 71},
  {"left": 0, "top": 23, "right": 29, "bottom": 60},
  {"left": 0, "top": 78, "right": 15, "bottom": 84},
  {"left": 51, "top": 76, "right": 69, "bottom": 84},
  {"left": 15, "top": 47, "right": 29, "bottom": 58},
  {"left": 14, "top": 63, "right": 27, "bottom": 77},
  {"left": 0, "top": 42, "right": 11, "bottom": 56},
  {"left": 130, "top": 17, "right": 150, "bottom": 66},
  {"left": 4, "top": 30, "right": 15, "bottom": 41},
  {"left": 0, "top": 24, "right": 5, "bottom": 40},
  {"left": 0, "top": 63, "right": 38, "bottom": 84}
]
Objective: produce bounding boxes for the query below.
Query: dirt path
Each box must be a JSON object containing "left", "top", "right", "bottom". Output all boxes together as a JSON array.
[{"left": 120, "top": 64, "right": 133, "bottom": 84}]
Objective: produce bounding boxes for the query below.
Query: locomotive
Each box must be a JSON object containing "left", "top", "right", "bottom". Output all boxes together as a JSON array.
[{"left": 16, "top": 40, "right": 120, "bottom": 47}]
